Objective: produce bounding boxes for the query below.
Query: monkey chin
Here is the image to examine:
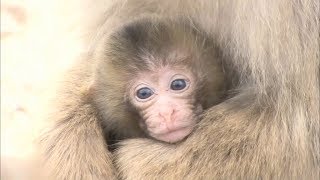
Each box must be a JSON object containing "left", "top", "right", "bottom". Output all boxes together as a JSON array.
[{"left": 152, "top": 127, "right": 193, "bottom": 144}]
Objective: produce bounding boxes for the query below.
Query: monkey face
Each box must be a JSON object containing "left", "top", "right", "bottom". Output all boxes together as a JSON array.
[{"left": 128, "top": 66, "right": 202, "bottom": 143}]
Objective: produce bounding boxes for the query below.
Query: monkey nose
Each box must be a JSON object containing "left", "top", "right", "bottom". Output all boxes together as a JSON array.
[{"left": 159, "top": 109, "right": 175, "bottom": 122}]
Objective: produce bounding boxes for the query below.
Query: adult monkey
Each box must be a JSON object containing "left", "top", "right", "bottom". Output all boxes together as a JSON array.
[{"left": 41, "top": 0, "right": 319, "bottom": 179}]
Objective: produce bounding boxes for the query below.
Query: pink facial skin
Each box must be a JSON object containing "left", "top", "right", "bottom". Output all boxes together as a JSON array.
[{"left": 129, "top": 67, "right": 202, "bottom": 143}]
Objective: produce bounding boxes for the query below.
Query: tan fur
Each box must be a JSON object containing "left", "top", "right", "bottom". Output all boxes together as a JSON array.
[
  {"left": 40, "top": 0, "right": 319, "bottom": 179},
  {"left": 39, "top": 60, "right": 117, "bottom": 179}
]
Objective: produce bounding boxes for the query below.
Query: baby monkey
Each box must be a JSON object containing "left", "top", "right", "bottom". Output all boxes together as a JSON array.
[{"left": 92, "top": 18, "right": 226, "bottom": 143}]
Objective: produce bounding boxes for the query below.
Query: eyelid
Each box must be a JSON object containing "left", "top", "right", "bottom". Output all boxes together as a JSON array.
[
  {"left": 168, "top": 74, "right": 191, "bottom": 92},
  {"left": 133, "top": 83, "right": 156, "bottom": 102}
]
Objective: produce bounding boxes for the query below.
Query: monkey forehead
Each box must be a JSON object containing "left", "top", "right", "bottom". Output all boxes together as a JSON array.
[
  {"left": 130, "top": 65, "right": 195, "bottom": 86},
  {"left": 105, "top": 18, "right": 208, "bottom": 72}
]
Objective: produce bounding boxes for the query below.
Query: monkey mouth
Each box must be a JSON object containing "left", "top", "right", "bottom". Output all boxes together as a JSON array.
[{"left": 152, "top": 126, "right": 193, "bottom": 143}]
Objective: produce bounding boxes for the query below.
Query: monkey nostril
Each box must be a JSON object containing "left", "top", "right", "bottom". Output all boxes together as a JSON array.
[
  {"left": 159, "top": 109, "right": 175, "bottom": 122},
  {"left": 158, "top": 112, "right": 166, "bottom": 120},
  {"left": 171, "top": 109, "right": 176, "bottom": 115}
]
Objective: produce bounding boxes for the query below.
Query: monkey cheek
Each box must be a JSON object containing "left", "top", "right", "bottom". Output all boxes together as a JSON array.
[{"left": 150, "top": 126, "right": 193, "bottom": 143}]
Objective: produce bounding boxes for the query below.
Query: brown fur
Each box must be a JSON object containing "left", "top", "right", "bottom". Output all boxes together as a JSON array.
[
  {"left": 92, "top": 18, "right": 226, "bottom": 140},
  {"left": 40, "top": 0, "right": 319, "bottom": 179},
  {"left": 40, "top": 12, "right": 226, "bottom": 180}
]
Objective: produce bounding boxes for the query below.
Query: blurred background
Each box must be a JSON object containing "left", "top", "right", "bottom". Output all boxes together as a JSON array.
[{"left": 1, "top": 0, "right": 110, "bottom": 179}]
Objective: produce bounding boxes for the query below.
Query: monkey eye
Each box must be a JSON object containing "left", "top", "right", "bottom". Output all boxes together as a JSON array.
[
  {"left": 136, "top": 87, "right": 154, "bottom": 100},
  {"left": 170, "top": 79, "right": 187, "bottom": 91}
]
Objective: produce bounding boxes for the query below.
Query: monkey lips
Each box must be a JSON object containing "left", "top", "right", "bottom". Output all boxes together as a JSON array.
[{"left": 150, "top": 126, "right": 194, "bottom": 143}]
